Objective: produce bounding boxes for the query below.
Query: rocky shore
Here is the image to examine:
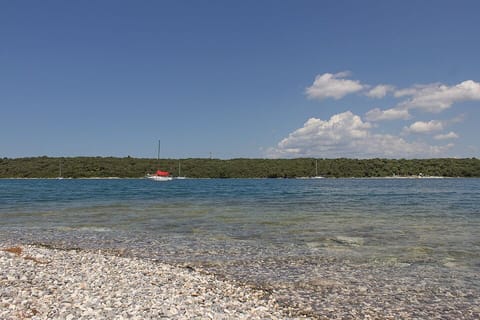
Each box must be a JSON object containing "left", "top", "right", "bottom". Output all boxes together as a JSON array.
[
  {"left": 0, "top": 244, "right": 306, "bottom": 320},
  {"left": 2, "top": 242, "right": 479, "bottom": 319}
]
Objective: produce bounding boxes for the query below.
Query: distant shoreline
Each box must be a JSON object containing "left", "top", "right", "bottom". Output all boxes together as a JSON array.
[
  {"left": 0, "top": 175, "right": 465, "bottom": 180},
  {"left": 1, "top": 156, "right": 479, "bottom": 178}
]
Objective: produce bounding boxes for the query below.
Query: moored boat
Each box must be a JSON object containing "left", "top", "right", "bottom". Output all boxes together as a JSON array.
[
  {"left": 146, "top": 170, "right": 173, "bottom": 181},
  {"left": 146, "top": 140, "right": 173, "bottom": 181}
]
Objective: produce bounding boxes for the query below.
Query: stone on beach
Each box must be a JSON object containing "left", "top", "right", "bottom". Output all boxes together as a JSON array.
[{"left": 0, "top": 244, "right": 305, "bottom": 320}]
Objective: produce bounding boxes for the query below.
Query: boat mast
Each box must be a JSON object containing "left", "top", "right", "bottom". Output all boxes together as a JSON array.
[{"left": 157, "top": 140, "right": 161, "bottom": 160}]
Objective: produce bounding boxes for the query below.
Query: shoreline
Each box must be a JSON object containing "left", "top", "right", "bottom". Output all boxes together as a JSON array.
[
  {"left": 2, "top": 241, "right": 479, "bottom": 319},
  {"left": 1, "top": 243, "right": 306, "bottom": 320},
  {"left": 0, "top": 175, "right": 464, "bottom": 180}
]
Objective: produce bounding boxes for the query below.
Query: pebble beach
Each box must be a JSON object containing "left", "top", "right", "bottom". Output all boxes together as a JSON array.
[
  {"left": 2, "top": 243, "right": 479, "bottom": 320},
  {"left": 2, "top": 179, "right": 479, "bottom": 319},
  {"left": 1, "top": 244, "right": 304, "bottom": 320}
]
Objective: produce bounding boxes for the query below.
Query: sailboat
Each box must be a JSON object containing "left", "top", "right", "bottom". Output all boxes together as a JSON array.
[
  {"left": 312, "top": 159, "right": 324, "bottom": 179},
  {"left": 57, "top": 159, "right": 64, "bottom": 180},
  {"left": 146, "top": 140, "right": 173, "bottom": 181},
  {"left": 175, "top": 161, "right": 187, "bottom": 180},
  {"left": 147, "top": 170, "right": 173, "bottom": 181}
]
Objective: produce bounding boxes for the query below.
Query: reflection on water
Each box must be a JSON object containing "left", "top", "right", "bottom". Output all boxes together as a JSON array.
[{"left": 1, "top": 178, "right": 479, "bottom": 317}]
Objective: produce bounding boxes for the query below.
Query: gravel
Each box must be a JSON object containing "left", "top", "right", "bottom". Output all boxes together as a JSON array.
[
  {"left": 2, "top": 242, "right": 479, "bottom": 319},
  {"left": 1, "top": 244, "right": 307, "bottom": 320}
]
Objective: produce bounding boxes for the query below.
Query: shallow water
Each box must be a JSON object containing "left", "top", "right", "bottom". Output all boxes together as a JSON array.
[{"left": 1, "top": 178, "right": 479, "bottom": 318}]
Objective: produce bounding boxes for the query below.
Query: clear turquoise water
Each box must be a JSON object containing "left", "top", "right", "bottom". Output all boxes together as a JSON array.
[{"left": 1, "top": 178, "right": 479, "bottom": 316}]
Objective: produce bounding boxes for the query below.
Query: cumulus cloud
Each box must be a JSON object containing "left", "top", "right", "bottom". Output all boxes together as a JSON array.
[
  {"left": 267, "top": 112, "right": 453, "bottom": 158},
  {"left": 364, "top": 80, "right": 479, "bottom": 122},
  {"left": 306, "top": 72, "right": 480, "bottom": 113},
  {"left": 305, "top": 72, "right": 365, "bottom": 100},
  {"left": 403, "top": 120, "right": 445, "bottom": 134},
  {"left": 434, "top": 132, "right": 459, "bottom": 140},
  {"left": 366, "top": 84, "right": 395, "bottom": 98},
  {"left": 365, "top": 108, "right": 411, "bottom": 121},
  {"left": 396, "top": 80, "right": 480, "bottom": 112},
  {"left": 283, "top": 73, "right": 474, "bottom": 157},
  {"left": 393, "top": 85, "right": 430, "bottom": 98}
]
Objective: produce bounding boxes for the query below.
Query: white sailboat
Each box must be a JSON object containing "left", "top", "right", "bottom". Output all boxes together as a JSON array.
[
  {"left": 312, "top": 160, "right": 324, "bottom": 179},
  {"left": 146, "top": 140, "right": 173, "bottom": 181},
  {"left": 175, "top": 161, "right": 187, "bottom": 179},
  {"left": 57, "top": 159, "right": 64, "bottom": 180},
  {"left": 146, "top": 171, "right": 173, "bottom": 181}
]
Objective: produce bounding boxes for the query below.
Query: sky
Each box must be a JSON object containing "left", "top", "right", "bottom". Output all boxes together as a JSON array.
[{"left": 1, "top": 0, "right": 479, "bottom": 159}]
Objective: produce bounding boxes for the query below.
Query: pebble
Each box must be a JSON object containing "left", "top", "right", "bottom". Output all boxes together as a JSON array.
[
  {"left": 2, "top": 242, "right": 479, "bottom": 319},
  {"left": 0, "top": 244, "right": 307, "bottom": 320}
]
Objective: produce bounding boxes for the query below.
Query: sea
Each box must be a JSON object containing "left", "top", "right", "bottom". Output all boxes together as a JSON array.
[{"left": 1, "top": 178, "right": 479, "bottom": 318}]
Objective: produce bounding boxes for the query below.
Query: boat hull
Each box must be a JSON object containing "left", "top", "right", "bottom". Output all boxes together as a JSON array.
[{"left": 146, "top": 175, "right": 173, "bottom": 181}]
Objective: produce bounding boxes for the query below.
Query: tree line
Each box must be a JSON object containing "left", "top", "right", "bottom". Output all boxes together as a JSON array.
[{"left": 1, "top": 157, "right": 479, "bottom": 178}]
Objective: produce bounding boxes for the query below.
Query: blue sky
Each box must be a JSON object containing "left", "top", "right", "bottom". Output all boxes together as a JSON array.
[{"left": 1, "top": 1, "right": 479, "bottom": 159}]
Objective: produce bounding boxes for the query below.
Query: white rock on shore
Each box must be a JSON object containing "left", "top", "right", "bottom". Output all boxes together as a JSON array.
[{"left": 0, "top": 244, "right": 307, "bottom": 320}]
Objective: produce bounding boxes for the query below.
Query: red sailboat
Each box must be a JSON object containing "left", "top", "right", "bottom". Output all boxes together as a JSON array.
[{"left": 146, "top": 140, "right": 173, "bottom": 181}]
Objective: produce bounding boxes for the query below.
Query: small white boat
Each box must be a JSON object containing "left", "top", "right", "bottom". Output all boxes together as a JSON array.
[
  {"left": 58, "top": 159, "right": 64, "bottom": 179},
  {"left": 312, "top": 160, "right": 324, "bottom": 179},
  {"left": 147, "top": 175, "right": 171, "bottom": 181},
  {"left": 146, "top": 140, "right": 173, "bottom": 181},
  {"left": 146, "top": 171, "right": 173, "bottom": 181},
  {"left": 175, "top": 161, "right": 187, "bottom": 179}
]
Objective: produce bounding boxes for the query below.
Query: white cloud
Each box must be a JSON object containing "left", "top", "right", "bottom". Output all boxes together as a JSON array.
[
  {"left": 306, "top": 72, "right": 480, "bottom": 114},
  {"left": 305, "top": 72, "right": 365, "bottom": 100},
  {"left": 363, "top": 80, "right": 479, "bottom": 122},
  {"left": 365, "top": 108, "right": 411, "bottom": 121},
  {"left": 396, "top": 80, "right": 480, "bottom": 112},
  {"left": 267, "top": 112, "right": 453, "bottom": 158},
  {"left": 434, "top": 132, "right": 459, "bottom": 140},
  {"left": 285, "top": 73, "right": 474, "bottom": 157},
  {"left": 403, "top": 120, "right": 444, "bottom": 134},
  {"left": 394, "top": 85, "right": 432, "bottom": 98},
  {"left": 366, "top": 84, "right": 395, "bottom": 98}
]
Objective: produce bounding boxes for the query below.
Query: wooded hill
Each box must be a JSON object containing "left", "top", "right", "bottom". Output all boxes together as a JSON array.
[{"left": 1, "top": 157, "right": 479, "bottom": 178}]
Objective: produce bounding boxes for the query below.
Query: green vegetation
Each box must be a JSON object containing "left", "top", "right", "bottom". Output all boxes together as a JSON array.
[{"left": 1, "top": 157, "right": 479, "bottom": 178}]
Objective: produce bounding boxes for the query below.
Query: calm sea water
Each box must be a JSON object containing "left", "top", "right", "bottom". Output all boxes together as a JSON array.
[{"left": 1, "top": 178, "right": 479, "bottom": 316}]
